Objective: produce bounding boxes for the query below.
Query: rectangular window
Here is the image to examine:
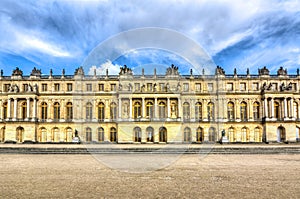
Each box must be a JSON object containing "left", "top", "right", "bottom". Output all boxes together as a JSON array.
[
  {"left": 67, "top": 83, "right": 73, "bottom": 91},
  {"left": 147, "top": 83, "right": 152, "bottom": 92},
  {"left": 23, "top": 84, "right": 28, "bottom": 92},
  {"left": 4, "top": 84, "right": 10, "bottom": 92},
  {"left": 54, "top": 83, "right": 60, "bottom": 91},
  {"left": 252, "top": 83, "right": 259, "bottom": 91},
  {"left": 240, "top": 83, "right": 246, "bottom": 91},
  {"left": 98, "top": 84, "right": 104, "bottom": 91},
  {"left": 86, "top": 84, "right": 92, "bottom": 91},
  {"left": 226, "top": 83, "right": 233, "bottom": 91},
  {"left": 159, "top": 83, "right": 165, "bottom": 92},
  {"left": 111, "top": 84, "right": 116, "bottom": 91},
  {"left": 42, "top": 84, "right": 47, "bottom": 92},
  {"left": 183, "top": 83, "right": 189, "bottom": 92},
  {"left": 207, "top": 83, "right": 213, "bottom": 92},
  {"left": 195, "top": 83, "right": 201, "bottom": 92},
  {"left": 135, "top": 83, "right": 140, "bottom": 91}
]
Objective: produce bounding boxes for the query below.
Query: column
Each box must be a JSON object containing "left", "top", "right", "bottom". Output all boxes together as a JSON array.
[
  {"left": 13, "top": 98, "right": 17, "bottom": 119},
  {"left": 167, "top": 97, "right": 170, "bottom": 118},
  {"left": 178, "top": 97, "right": 181, "bottom": 119},
  {"left": 290, "top": 98, "right": 294, "bottom": 118},
  {"left": 0, "top": 101, "right": 2, "bottom": 119},
  {"left": 203, "top": 99, "right": 207, "bottom": 120},
  {"left": 271, "top": 98, "right": 274, "bottom": 118},
  {"left": 118, "top": 98, "right": 122, "bottom": 119},
  {"left": 223, "top": 99, "right": 227, "bottom": 120},
  {"left": 129, "top": 98, "right": 132, "bottom": 119},
  {"left": 264, "top": 98, "right": 268, "bottom": 118},
  {"left": 7, "top": 98, "right": 11, "bottom": 118},
  {"left": 284, "top": 98, "right": 288, "bottom": 118},
  {"left": 142, "top": 97, "right": 145, "bottom": 118},
  {"left": 249, "top": 99, "right": 253, "bottom": 120},
  {"left": 247, "top": 99, "right": 250, "bottom": 120},
  {"left": 235, "top": 99, "right": 240, "bottom": 119},
  {"left": 33, "top": 98, "right": 37, "bottom": 119},
  {"left": 154, "top": 98, "right": 158, "bottom": 119},
  {"left": 26, "top": 98, "right": 30, "bottom": 119}
]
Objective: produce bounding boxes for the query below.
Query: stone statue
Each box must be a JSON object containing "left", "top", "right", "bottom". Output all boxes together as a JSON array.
[
  {"left": 119, "top": 84, "right": 123, "bottom": 91},
  {"left": 128, "top": 83, "right": 132, "bottom": 91}
]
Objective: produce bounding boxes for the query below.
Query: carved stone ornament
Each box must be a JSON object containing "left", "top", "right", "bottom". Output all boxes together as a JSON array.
[
  {"left": 74, "top": 66, "right": 85, "bottom": 76},
  {"left": 12, "top": 67, "right": 23, "bottom": 76},
  {"left": 258, "top": 66, "right": 269, "bottom": 75}
]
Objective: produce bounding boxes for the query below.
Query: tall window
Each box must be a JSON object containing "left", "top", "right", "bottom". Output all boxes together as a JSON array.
[
  {"left": 240, "top": 102, "right": 247, "bottom": 121},
  {"left": 53, "top": 102, "right": 60, "bottom": 120},
  {"left": 86, "top": 102, "right": 93, "bottom": 120},
  {"left": 110, "top": 127, "right": 117, "bottom": 142},
  {"left": 241, "top": 127, "right": 248, "bottom": 142},
  {"left": 159, "top": 127, "right": 167, "bottom": 142},
  {"left": 183, "top": 127, "right": 191, "bottom": 142},
  {"left": 67, "top": 83, "right": 72, "bottom": 91},
  {"left": 86, "top": 127, "right": 92, "bottom": 142},
  {"left": 208, "top": 127, "right": 216, "bottom": 142},
  {"left": 54, "top": 83, "right": 60, "bottom": 91},
  {"left": 146, "top": 127, "right": 154, "bottom": 142},
  {"left": 21, "top": 102, "right": 27, "bottom": 119},
  {"left": 227, "top": 102, "right": 234, "bottom": 120},
  {"left": 98, "top": 127, "right": 104, "bottom": 142},
  {"left": 254, "top": 127, "right": 262, "bottom": 142},
  {"left": 195, "top": 102, "right": 202, "bottom": 120},
  {"left": 41, "top": 102, "right": 47, "bottom": 120},
  {"left": 86, "top": 84, "right": 92, "bottom": 91},
  {"left": 133, "top": 127, "right": 142, "bottom": 142},
  {"left": 98, "top": 102, "right": 105, "bottom": 120},
  {"left": 159, "top": 101, "right": 166, "bottom": 119},
  {"left": 3, "top": 102, "right": 7, "bottom": 119},
  {"left": 110, "top": 102, "right": 117, "bottom": 120},
  {"left": 146, "top": 101, "right": 154, "bottom": 118},
  {"left": 66, "top": 102, "right": 73, "bottom": 120},
  {"left": 207, "top": 102, "right": 214, "bottom": 121},
  {"left": 42, "top": 84, "right": 47, "bottom": 92},
  {"left": 98, "top": 84, "right": 104, "bottom": 91},
  {"left": 228, "top": 127, "right": 235, "bottom": 142},
  {"left": 274, "top": 101, "right": 280, "bottom": 118},
  {"left": 183, "top": 102, "right": 190, "bottom": 120},
  {"left": 133, "top": 101, "right": 141, "bottom": 119},
  {"left": 196, "top": 127, "right": 203, "bottom": 142},
  {"left": 253, "top": 102, "right": 260, "bottom": 120}
]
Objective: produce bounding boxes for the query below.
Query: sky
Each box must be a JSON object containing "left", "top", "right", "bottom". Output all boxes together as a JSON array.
[{"left": 0, "top": 0, "right": 300, "bottom": 76}]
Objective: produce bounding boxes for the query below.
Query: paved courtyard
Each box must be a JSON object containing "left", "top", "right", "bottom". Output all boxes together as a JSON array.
[{"left": 1, "top": 153, "right": 300, "bottom": 198}]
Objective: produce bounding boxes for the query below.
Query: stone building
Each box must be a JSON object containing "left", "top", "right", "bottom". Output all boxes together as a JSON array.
[{"left": 0, "top": 65, "right": 299, "bottom": 143}]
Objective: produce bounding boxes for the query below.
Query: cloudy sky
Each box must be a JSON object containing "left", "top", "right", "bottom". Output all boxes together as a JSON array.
[{"left": 0, "top": 0, "right": 300, "bottom": 76}]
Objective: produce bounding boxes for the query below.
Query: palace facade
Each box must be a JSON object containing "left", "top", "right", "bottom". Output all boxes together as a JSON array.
[{"left": 0, "top": 64, "right": 299, "bottom": 144}]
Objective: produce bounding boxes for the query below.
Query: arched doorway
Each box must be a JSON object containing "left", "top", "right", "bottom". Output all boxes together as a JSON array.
[
  {"left": 196, "top": 127, "right": 203, "bottom": 142},
  {"left": 65, "top": 127, "right": 72, "bottom": 142},
  {"left": 183, "top": 127, "right": 191, "bottom": 142},
  {"left": 110, "top": 127, "right": 117, "bottom": 142},
  {"left": 51, "top": 128, "right": 60, "bottom": 142},
  {"left": 16, "top": 127, "right": 24, "bottom": 142},
  {"left": 254, "top": 127, "right": 262, "bottom": 142},
  {"left": 208, "top": 127, "right": 216, "bottom": 142},
  {"left": 38, "top": 127, "right": 47, "bottom": 142},
  {"left": 98, "top": 127, "right": 104, "bottom": 142},
  {"left": 146, "top": 127, "right": 154, "bottom": 142},
  {"left": 228, "top": 127, "right": 235, "bottom": 142},
  {"left": 159, "top": 127, "right": 167, "bottom": 142},
  {"left": 277, "top": 126, "right": 286, "bottom": 142},
  {"left": 133, "top": 127, "right": 142, "bottom": 142}
]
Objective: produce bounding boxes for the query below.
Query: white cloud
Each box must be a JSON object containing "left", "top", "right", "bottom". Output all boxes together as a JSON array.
[{"left": 88, "top": 60, "right": 121, "bottom": 75}]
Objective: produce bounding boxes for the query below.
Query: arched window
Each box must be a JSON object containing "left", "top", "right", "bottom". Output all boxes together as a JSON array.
[
  {"left": 110, "top": 127, "right": 117, "bottom": 142},
  {"left": 110, "top": 102, "right": 117, "bottom": 120},
  {"left": 227, "top": 102, "right": 234, "bottom": 120},
  {"left": 53, "top": 102, "right": 60, "bottom": 120},
  {"left": 253, "top": 102, "right": 260, "bottom": 120},
  {"left": 3, "top": 102, "right": 7, "bottom": 119},
  {"left": 133, "top": 127, "right": 142, "bottom": 142},
  {"left": 183, "top": 127, "right": 191, "bottom": 142},
  {"left": 146, "top": 127, "right": 154, "bottom": 142},
  {"left": 21, "top": 102, "right": 27, "bottom": 119},
  {"left": 274, "top": 101, "right": 280, "bottom": 119},
  {"left": 159, "top": 127, "right": 167, "bottom": 142},
  {"left": 65, "top": 127, "right": 72, "bottom": 142},
  {"left": 146, "top": 101, "right": 154, "bottom": 118},
  {"left": 38, "top": 127, "right": 47, "bottom": 142},
  {"left": 183, "top": 102, "right": 190, "bottom": 120},
  {"left": 66, "top": 102, "right": 73, "bottom": 120},
  {"left": 170, "top": 101, "right": 178, "bottom": 118},
  {"left": 0, "top": 127, "right": 5, "bottom": 142},
  {"left": 277, "top": 126, "right": 285, "bottom": 142},
  {"left": 98, "top": 127, "right": 104, "bottom": 142},
  {"left": 159, "top": 101, "right": 166, "bottom": 119},
  {"left": 241, "top": 127, "right": 249, "bottom": 142},
  {"left": 51, "top": 127, "right": 60, "bottom": 142},
  {"left": 293, "top": 102, "right": 298, "bottom": 119},
  {"left": 86, "top": 102, "right": 93, "bottom": 120},
  {"left": 240, "top": 102, "right": 247, "bottom": 121},
  {"left": 16, "top": 126, "right": 24, "bottom": 142},
  {"left": 98, "top": 102, "right": 105, "bottom": 120},
  {"left": 86, "top": 127, "right": 92, "bottom": 142},
  {"left": 133, "top": 101, "right": 141, "bottom": 119},
  {"left": 195, "top": 102, "right": 202, "bottom": 120},
  {"left": 196, "top": 127, "right": 204, "bottom": 142},
  {"left": 41, "top": 102, "right": 47, "bottom": 120},
  {"left": 208, "top": 127, "right": 216, "bottom": 142},
  {"left": 207, "top": 102, "right": 214, "bottom": 121},
  {"left": 254, "top": 127, "right": 262, "bottom": 142},
  {"left": 228, "top": 127, "right": 235, "bottom": 142}
]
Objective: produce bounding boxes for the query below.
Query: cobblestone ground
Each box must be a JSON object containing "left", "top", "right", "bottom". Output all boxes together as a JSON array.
[{"left": 1, "top": 154, "right": 300, "bottom": 198}]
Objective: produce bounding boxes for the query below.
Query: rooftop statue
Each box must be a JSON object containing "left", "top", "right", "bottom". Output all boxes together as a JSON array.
[
  {"left": 119, "top": 65, "right": 133, "bottom": 75},
  {"left": 166, "top": 64, "right": 179, "bottom": 76},
  {"left": 30, "top": 67, "right": 42, "bottom": 76},
  {"left": 74, "top": 66, "right": 85, "bottom": 76},
  {"left": 258, "top": 66, "right": 269, "bottom": 75},
  {"left": 277, "top": 66, "right": 287, "bottom": 76},
  {"left": 215, "top": 66, "right": 225, "bottom": 75},
  {"left": 12, "top": 67, "right": 23, "bottom": 76}
]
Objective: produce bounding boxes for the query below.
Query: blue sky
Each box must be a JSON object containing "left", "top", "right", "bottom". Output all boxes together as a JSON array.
[{"left": 0, "top": 0, "right": 300, "bottom": 76}]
